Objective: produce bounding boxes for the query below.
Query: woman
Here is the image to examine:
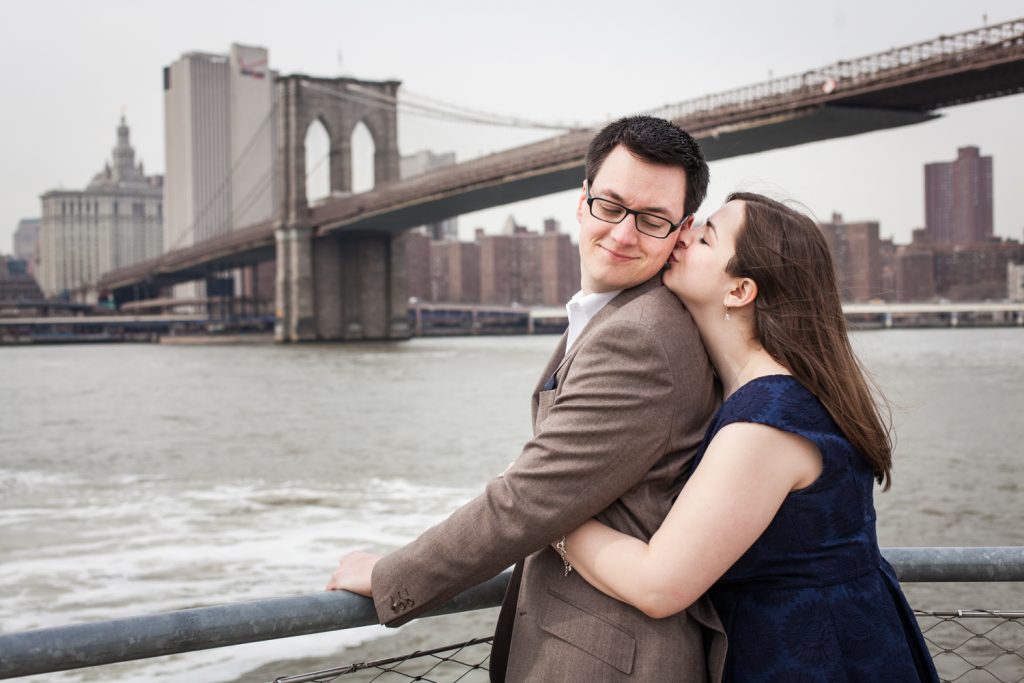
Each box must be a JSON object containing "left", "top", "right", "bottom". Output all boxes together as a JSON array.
[{"left": 558, "top": 193, "right": 939, "bottom": 681}]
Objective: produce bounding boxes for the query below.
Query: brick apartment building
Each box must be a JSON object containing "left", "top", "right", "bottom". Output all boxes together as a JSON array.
[
  {"left": 819, "top": 213, "right": 883, "bottom": 302},
  {"left": 403, "top": 217, "right": 579, "bottom": 307}
]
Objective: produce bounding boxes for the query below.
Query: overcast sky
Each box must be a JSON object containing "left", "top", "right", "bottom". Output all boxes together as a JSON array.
[{"left": 2, "top": 0, "right": 1022, "bottom": 253}]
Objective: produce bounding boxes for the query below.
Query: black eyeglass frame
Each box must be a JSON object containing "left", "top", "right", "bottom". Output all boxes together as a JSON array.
[{"left": 585, "top": 185, "right": 692, "bottom": 239}]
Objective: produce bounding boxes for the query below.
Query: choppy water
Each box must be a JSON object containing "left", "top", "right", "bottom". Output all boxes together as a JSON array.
[{"left": 1, "top": 330, "right": 1022, "bottom": 681}]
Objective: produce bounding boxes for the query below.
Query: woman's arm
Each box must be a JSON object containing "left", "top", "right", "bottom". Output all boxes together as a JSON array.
[{"left": 561, "top": 421, "right": 821, "bottom": 619}]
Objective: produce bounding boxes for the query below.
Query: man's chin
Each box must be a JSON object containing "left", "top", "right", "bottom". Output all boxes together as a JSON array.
[
  {"left": 584, "top": 263, "right": 666, "bottom": 292},
  {"left": 596, "top": 276, "right": 657, "bottom": 292}
]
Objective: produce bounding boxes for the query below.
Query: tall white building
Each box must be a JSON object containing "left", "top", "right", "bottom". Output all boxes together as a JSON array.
[
  {"left": 37, "top": 118, "right": 163, "bottom": 298},
  {"left": 163, "top": 44, "right": 276, "bottom": 296}
]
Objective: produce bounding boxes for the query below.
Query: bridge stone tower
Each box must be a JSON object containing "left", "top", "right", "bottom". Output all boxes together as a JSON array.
[{"left": 274, "top": 75, "right": 408, "bottom": 342}]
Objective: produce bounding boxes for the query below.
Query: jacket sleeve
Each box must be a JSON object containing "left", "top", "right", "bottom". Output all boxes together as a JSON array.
[{"left": 371, "top": 319, "right": 695, "bottom": 626}]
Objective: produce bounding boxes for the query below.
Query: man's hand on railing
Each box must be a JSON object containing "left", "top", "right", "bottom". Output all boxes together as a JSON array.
[{"left": 325, "top": 551, "right": 381, "bottom": 596}]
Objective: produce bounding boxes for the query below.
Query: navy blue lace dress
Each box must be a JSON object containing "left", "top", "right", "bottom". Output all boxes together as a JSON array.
[{"left": 694, "top": 375, "right": 938, "bottom": 682}]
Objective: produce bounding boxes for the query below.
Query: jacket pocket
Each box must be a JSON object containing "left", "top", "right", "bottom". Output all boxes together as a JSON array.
[{"left": 538, "top": 588, "right": 636, "bottom": 675}]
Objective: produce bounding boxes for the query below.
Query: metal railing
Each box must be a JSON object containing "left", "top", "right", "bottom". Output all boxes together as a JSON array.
[{"left": 0, "top": 547, "right": 1022, "bottom": 681}]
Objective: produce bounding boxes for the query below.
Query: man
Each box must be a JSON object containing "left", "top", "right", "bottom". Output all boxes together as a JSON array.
[{"left": 327, "top": 116, "right": 724, "bottom": 681}]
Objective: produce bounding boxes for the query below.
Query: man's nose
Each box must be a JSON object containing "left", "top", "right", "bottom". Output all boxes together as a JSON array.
[{"left": 609, "top": 214, "right": 640, "bottom": 245}]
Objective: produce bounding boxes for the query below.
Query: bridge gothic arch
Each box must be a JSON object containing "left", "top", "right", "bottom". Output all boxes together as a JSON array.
[
  {"left": 277, "top": 75, "right": 400, "bottom": 222},
  {"left": 274, "top": 75, "right": 406, "bottom": 342},
  {"left": 303, "top": 117, "right": 331, "bottom": 204},
  {"left": 349, "top": 119, "right": 376, "bottom": 194}
]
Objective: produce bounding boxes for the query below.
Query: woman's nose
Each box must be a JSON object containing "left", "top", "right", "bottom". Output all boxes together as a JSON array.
[{"left": 678, "top": 226, "right": 698, "bottom": 248}]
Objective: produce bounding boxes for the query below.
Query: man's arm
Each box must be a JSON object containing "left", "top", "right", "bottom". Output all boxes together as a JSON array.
[
  {"left": 560, "top": 422, "right": 820, "bottom": 618},
  {"left": 366, "top": 317, "right": 706, "bottom": 626}
]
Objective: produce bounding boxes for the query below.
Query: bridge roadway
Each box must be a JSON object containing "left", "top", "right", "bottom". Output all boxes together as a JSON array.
[{"left": 99, "top": 18, "right": 1024, "bottom": 297}]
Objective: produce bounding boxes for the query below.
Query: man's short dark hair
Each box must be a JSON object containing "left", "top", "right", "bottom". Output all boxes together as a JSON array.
[{"left": 585, "top": 116, "right": 709, "bottom": 219}]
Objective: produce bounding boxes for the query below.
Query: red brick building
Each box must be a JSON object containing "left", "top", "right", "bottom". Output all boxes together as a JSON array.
[
  {"left": 405, "top": 218, "right": 580, "bottom": 307},
  {"left": 818, "top": 213, "right": 882, "bottom": 302},
  {"left": 924, "top": 146, "right": 993, "bottom": 246}
]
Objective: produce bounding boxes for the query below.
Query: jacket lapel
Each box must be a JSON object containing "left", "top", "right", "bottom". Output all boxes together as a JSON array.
[{"left": 547, "top": 276, "right": 663, "bottom": 383}]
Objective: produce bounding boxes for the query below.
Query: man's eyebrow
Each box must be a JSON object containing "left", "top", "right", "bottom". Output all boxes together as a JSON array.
[{"left": 600, "top": 188, "right": 674, "bottom": 217}]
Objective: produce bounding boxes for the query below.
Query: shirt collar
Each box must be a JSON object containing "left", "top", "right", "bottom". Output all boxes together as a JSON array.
[{"left": 565, "top": 289, "right": 621, "bottom": 353}]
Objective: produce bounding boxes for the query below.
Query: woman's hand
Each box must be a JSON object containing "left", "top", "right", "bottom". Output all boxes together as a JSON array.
[{"left": 325, "top": 551, "right": 382, "bottom": 596}]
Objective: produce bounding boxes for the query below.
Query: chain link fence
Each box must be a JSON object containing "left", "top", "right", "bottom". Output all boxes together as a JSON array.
[
  {"left": 273, "top": 612, "right": 1024, "bottom": 683},
  {"left": 270, "top": 637, "right": 493, "bottom": 683},
  {"left": 919, "top": 610, "right": 1024, "bottom": 682}
]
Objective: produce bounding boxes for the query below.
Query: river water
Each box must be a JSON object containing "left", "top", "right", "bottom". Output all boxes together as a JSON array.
[{"left": 1, "top": 329, "right": 1022, "bottom": 681}]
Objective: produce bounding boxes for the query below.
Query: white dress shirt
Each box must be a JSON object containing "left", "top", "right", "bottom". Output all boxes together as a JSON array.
[{"left": 565, "top": 289, "right": 622, "bottom": 354}]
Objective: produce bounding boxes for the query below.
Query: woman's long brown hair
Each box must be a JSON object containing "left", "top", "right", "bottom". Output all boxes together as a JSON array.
[{"left": 727, "top": 192, "right": 893, "bottom": 489}]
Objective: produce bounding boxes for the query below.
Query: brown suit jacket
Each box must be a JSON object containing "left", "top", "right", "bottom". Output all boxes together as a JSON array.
[{"left": 371, "top": 277, "right": 725, "bottom": 681}]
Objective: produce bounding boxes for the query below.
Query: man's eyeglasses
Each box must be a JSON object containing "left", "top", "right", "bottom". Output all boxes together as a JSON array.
[{"left": 585, "top": 186, "right": 690, "bottom": 239}]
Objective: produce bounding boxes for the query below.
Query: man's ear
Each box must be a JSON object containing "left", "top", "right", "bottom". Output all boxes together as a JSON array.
[
  {"left": 576, "top": 180, "right": 588, "bottom": 224},
  {"left": 724, "top": 277, "right": 758, "bottom": 309}
]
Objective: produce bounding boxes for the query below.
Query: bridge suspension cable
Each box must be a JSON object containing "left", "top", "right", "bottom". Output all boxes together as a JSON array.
[
  {"left": 300, "top": 80, "right": 582, "bottom": 132},
  {"left": 228, "top": 166, "right": 274, "bottom": 232},
  {"left": 163, "top": 100, "right": 279, "bottom": 255},
  {"left": 164, "top": 76, "right": 578, "bottom": 261}
]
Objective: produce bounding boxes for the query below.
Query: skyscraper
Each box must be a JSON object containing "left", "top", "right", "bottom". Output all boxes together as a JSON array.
[
  {"left": 163, "top": 44, "right": 276, "bottom": 296},
  {"left": 37, "top": 118, "right": 163, "bottom": 298},
  {"left": 924, "top": 146, "right": 993, "bottom": 246}
]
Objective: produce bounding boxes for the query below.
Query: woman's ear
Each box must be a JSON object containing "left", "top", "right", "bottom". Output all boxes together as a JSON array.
[{"left": 724, "top": 277, "right": 758, "bottom": 309}]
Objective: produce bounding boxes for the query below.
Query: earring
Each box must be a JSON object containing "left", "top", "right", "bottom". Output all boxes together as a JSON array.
[{"left": 724, "top": 307, "right": 731, "bottom": 321}]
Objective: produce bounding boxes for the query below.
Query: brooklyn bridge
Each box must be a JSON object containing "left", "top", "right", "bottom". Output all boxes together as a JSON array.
[{"left": 97, "top": 17, "right": 1024, "bottom": 342}]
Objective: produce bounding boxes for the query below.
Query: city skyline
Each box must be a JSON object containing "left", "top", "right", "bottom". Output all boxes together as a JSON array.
[{"left": 2, "top": 1, "right": 1023, "bottom": 255}]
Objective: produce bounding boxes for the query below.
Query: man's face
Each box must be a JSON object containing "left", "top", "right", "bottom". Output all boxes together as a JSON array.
[{"left": 576, "top": 145, "right": 689, "bottom": 293}]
